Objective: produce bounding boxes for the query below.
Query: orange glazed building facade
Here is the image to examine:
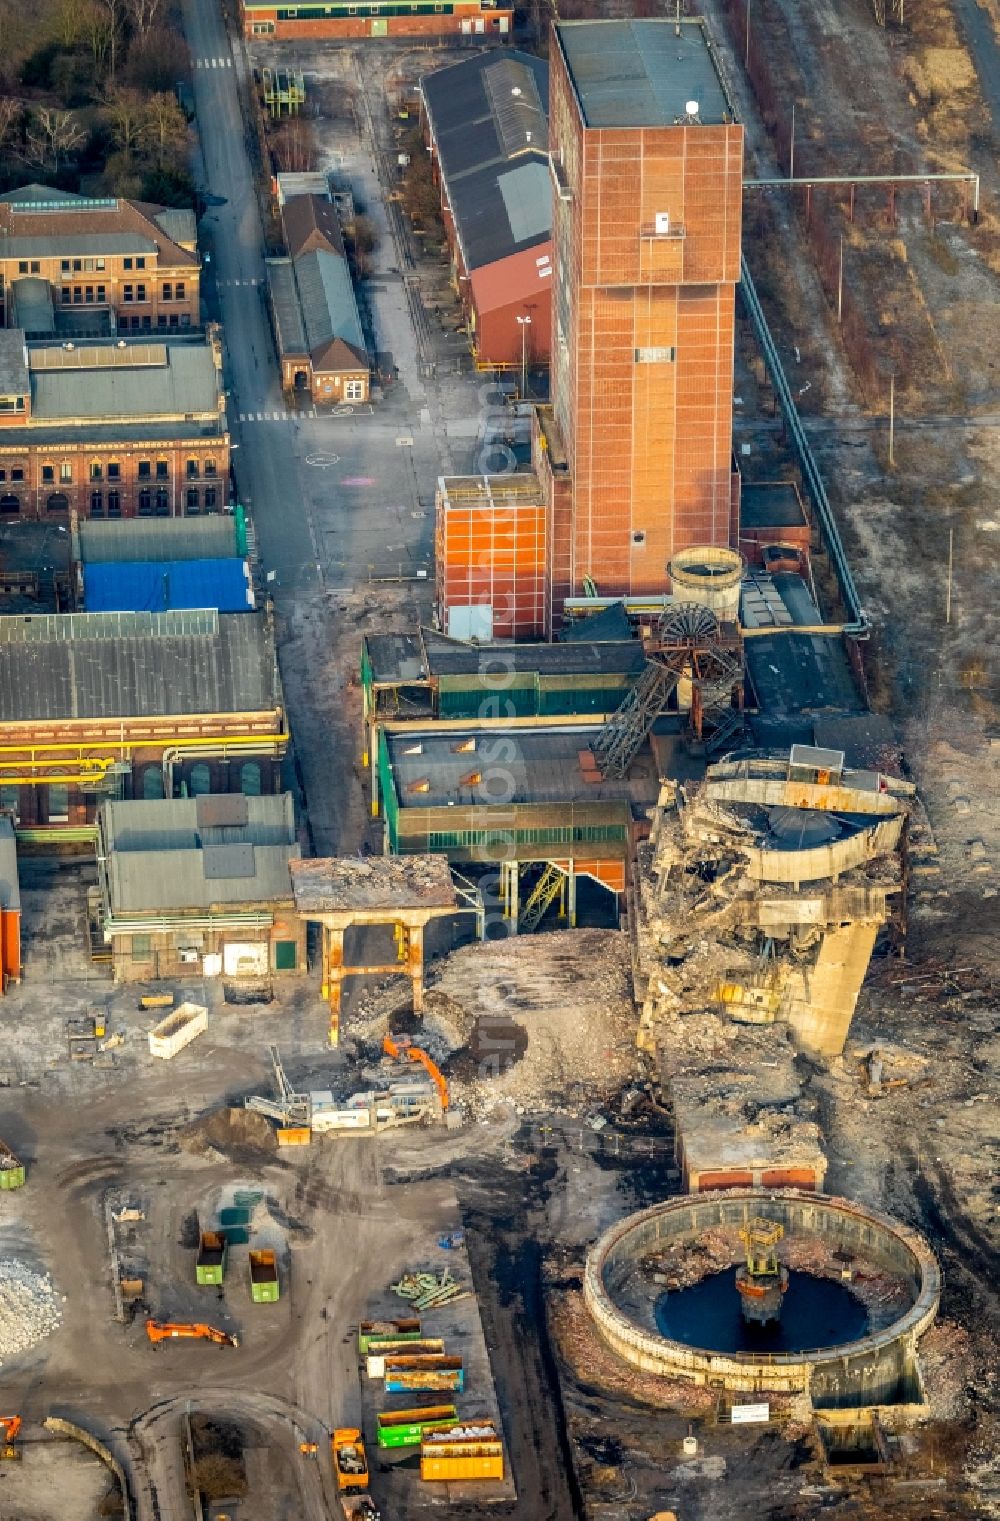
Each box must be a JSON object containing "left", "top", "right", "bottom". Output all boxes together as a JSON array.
[{"left": 546, "top": 19, "right": 743, "bottom": 615}]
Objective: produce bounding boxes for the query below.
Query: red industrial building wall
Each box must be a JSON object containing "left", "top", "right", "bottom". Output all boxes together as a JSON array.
[
  {"left": 245, "top": 8, "right": 511, "bottom": 40},
  {"left": 436, "top": 494, "right": 548, "bottom": 639},
  {"left": 547, "top": 31, "right": 744, "bottom": 602},
  {"left": 468, "top": 244, "right": 553, "bottom": 371},
  {"left": 0, "top": 909, "right": 20, "bottom": 986}
]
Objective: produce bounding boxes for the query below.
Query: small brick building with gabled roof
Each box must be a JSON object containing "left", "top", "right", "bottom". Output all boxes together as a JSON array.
[{"left": 266, "top": 194, "right": 370, "bottom": 405}]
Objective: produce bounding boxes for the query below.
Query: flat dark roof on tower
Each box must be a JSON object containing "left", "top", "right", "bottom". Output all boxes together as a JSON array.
[{"left": 556, "top": 19, "right": 733, "bottom": 129}]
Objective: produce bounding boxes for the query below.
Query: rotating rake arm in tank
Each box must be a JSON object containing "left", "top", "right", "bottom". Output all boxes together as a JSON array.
[{"left": 735, "top": 1217, "right": 788, "bottom": 1325}]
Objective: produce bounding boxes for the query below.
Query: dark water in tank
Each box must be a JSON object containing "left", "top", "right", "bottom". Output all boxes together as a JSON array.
[{"left": 655, "top": 1269, "right": 870, "bottom": 1354}]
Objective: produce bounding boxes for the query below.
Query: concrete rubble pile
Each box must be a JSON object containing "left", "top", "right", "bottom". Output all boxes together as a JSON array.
[
  {"left": 631, "top": 751, "right": 914, "bottom": 1189},
  {"left": 350, "top": 931, "right": 637, "bottom": 1119},
  {"left": 0, "top": 1260, "right": 62, "bottom": 1363},
  {"left": 425, "top": 932, "right": 637, "bottom": 1118}
]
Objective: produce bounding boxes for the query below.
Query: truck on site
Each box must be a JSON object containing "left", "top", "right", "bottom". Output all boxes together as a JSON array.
[
  {"left": 376, "top": 1404, "right": 458, "bottom": 1449},
  {"left": 366, "top": 1336, "right": 444, "bottom": 1377},
  {"left": 332, "top": 1429, "right": 369, "bottom": 1491},
  {"left": 245, "top": 1045, "right": 444, "bottom": 1138},
  {"left": 195, "top": 1230, "right": 228, "bottom": 1286},
  {"left": 340, "top": 1497, "right": 381, "bottom": 1520},
  {"left": 358, "top": 1317, "right": 420, "bottom": 1353},
  {"left": 384, "top": 1354, "right": 464, "bottom": 1394},
  {"left": 0, "top": 1139, "right": 25, "bottom": 1190},
  {"left": 145, "top": 1319, "right": 239, "bottom": 1348},
  {"left": 249, "top": 1248, "right": 280, "bottom": 1303}
]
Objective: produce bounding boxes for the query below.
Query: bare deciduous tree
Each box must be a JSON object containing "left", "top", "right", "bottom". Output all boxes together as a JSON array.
[
  {"left": 0, "top": 98, "right": 22, "bottom": 153},
  {"left": 85, "top": 0, "right": 115, "bottom": 73},
  {"left": 270, "top": 117, "right": 316, "bottom": 174},
  {"left": 104, "top": 86, "right": 146, "bottom": 160},
  {"left": 142, "top": 90, "right": 188, "bottom": 169},
  {"left": 125, "top": 0, "right": 162, "bottom": 31},
  {"left": 23, "top": 107, "right": 85, "bottom": 171},
  {"left": 98, "top": 0, "right": 124, "bottom": 78},
  {"left": 53, "top": 0, "right": 96, "bottom": 47}
]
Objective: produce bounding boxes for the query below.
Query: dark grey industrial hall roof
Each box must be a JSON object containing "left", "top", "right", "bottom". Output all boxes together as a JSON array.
[
  {"left": 363, "top": 628, "right": 645, "bottom": 684},
  {"left": 740, "top": 482, "right": 808, "bottom": 530},
  {"left": 77, "top": 516, "right": 238, "bottom": 564},
  {"left": 421, "top": 50, "right": 552, "bottom": 273},
  {"left": 556, "top": 19, "right": 733, "bottom": 128},
  {"left": 100, "top": 794, "right": 299, "bottom": 914},
  {"left": 560, "top": 602, "right": 634, "bottom": 644},
  {"left": 0, "top": 609, "right": 281, "bottom": 723},
  {"left": 387, "top": 726, "right": 637, "bottom": 809},
  {"left": 0, "top": 330, "right": 28, "bottom": 396},
  {"left": 745, "top": 631, "right": 865, "bottom": 718},
  {"left": 422, "top": 633, "right": 645, "bottom": 679}
]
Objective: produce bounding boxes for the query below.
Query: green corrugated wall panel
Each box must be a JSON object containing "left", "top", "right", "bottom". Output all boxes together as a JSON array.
[
  {"left": 536, "top": 685, "right": 623, "bottom": 716},
  {"left": 438, "top": 687, "right": 538, "bottom": 719},
  {"left": 377, "top": 728, "right": 400, "bottom": 852}
]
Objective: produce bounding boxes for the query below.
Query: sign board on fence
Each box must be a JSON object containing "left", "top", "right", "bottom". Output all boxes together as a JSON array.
[{"left": 731, "top": 1403, "right": 770, "bottom": 1425}]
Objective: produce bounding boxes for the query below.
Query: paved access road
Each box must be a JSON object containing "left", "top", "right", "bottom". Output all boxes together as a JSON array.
[
  {"left": 180, "top": 0, "right": 456, "bottom": 850},
  {"left": 181, "top": 0, "right": 321, "bottom": 593}
]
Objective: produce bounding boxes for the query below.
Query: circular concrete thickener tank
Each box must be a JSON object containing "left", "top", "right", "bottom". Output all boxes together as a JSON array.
[
  {"left": 667, "top": 545, "right": 744, "bottom": 623},
  {"left": 584, "top": 1191, "right": 940, "bottom": 1403}
]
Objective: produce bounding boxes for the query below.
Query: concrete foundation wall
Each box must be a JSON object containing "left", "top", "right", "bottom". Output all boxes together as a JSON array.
[{"left": 585, "top": 1192, "right": 939, "bottom": 1403}]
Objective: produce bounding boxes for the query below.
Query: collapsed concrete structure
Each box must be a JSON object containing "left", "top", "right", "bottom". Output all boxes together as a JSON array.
[
  {"left": 632, "top": 745, "right": 913, "bottom": 1191},
  {"left": 634, "top": 744, "right": 913, "bottom": 1058}
]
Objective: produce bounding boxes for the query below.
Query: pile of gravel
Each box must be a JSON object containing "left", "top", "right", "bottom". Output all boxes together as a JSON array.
[
  {"left": 179, "top": 1107, "right": 277, "bottom": 1163},
  {"left": 0, "top": 1261, "right": 61, "bottom": 1363}
]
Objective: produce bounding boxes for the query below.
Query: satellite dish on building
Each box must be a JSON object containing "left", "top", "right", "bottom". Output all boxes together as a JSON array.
[{"left": 685, "top": 100, "right": 700, "bottom": 118}]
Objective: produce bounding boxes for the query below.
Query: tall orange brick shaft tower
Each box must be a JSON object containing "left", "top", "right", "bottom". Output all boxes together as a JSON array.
[{"left": 543, "top": 19, "right": 743, "bottom": 619}]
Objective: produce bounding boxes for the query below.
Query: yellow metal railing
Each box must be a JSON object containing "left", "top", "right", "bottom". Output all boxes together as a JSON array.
[{"left": 0, "top": 732, "right": 288, "bottom": 788}]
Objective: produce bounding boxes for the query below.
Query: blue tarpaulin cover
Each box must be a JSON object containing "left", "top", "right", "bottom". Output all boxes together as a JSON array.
[{"left": 84, "top": 558, "right": 253, "bottom": 613}]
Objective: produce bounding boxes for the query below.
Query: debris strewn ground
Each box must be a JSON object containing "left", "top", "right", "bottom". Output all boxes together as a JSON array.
[
  {"left": 0, "top": 1261, "right": 62, "bottom": 1363},
  {"left": 351, "top": 930, "right": 638, "bottom": 1118},
  {"left": 550, "top": 1288, "right": 717, "bottom": 1414}
]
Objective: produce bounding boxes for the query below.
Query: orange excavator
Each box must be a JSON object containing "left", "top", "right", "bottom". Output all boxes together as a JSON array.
[
  {"left": 145, "top": 1319, "right": 239, "bottom": 1349},
  {"left": 0, "top": 1416, "right": 22, "bottom": 1461},
  {"left": 382, "top": 1034, "right": 449, "bottom": 1112}
]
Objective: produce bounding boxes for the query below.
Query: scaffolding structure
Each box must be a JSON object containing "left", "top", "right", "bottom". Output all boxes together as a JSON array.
[{"left": 261, "top": 67, "right": 306, "bottom": 118}]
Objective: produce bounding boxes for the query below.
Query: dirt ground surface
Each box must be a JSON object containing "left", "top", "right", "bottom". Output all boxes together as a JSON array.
[{"left": 2, "top": 6, "right": 999, "bottom": 1521}]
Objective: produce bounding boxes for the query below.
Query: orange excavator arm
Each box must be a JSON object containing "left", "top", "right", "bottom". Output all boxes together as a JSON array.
[
  {"left": 146, "top": 1319, "right": 239, "bottom": 1348},
  {"left": 0, "top": 1417, "right": 21, "bottom": 1443},
  {"left": 382, "top": 1034, "right": 448, "bottom": 1111}
]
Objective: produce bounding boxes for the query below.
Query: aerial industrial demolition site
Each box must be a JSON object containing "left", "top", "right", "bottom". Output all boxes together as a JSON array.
[{"left": 0, "top": 4, "right": 996, "bottom": 1521}]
